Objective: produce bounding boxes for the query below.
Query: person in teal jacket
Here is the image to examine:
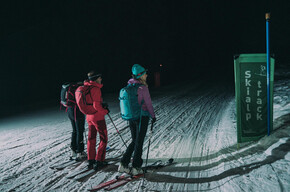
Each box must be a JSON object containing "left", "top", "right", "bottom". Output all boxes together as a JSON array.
[{"left": 118, "top": 64, "right": 156, "bottom": 175}]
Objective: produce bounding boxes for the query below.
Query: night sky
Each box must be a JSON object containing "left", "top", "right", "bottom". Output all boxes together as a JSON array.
[{"left": 1, "top": 1, "right": 289, "bottom": 118}]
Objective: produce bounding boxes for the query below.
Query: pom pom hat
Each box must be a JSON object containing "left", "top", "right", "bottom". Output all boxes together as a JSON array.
[{"left": 132, "top": 64, "right": 148, "bottom": 79}]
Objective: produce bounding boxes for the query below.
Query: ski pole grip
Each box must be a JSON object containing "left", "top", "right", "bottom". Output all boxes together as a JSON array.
[{"left": 265, "top": 13, "right": 270, "bottom": 20}]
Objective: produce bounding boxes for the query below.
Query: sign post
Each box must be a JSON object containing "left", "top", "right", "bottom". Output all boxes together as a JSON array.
[
  {"left": 266, "top": 13, "right": 271, "bottom": 136},
  {"left": 234, "top": 54, "right": 274, "bottom": 143}
]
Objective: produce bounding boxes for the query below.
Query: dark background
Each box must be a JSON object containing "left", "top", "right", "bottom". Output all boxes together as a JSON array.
[{"left": 1, "top": 0, "right": 289, "bottom": 118}]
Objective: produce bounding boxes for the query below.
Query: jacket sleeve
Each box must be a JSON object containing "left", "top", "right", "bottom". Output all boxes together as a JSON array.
[
  {"left": 138, "top": 86, "right": 155, "bottom": 118},
  {"left": 90, "top": 87, "right": 108, "bottom": 115}
]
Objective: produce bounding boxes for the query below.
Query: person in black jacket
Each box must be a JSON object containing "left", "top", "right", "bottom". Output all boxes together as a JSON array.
[{"left": 61, "top": 82, "right": 87, "bottom": 161}]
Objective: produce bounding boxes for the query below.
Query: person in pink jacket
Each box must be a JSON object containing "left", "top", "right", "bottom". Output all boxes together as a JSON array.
[
  {"left": 118, "top": 64, "right": 156, "bottom": 175},
  {"left": 85, "top": 71, "right": 109, "bottom": 170}
]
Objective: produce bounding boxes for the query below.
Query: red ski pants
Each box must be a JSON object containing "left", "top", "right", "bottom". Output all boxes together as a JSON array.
[{"left": 87, "top": 120, "right": 108, "bottom": 162}]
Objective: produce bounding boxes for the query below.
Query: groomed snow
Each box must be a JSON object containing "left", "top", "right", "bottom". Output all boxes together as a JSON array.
[{"left": 0, "top": 75, "right": 289, "bottom": 192}]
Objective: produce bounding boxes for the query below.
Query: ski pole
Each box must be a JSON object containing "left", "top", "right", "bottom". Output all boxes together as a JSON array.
[
  {"left": 139, "top": 120, "right": 154, "bottom": 191},
  {"left": 145, "top": 120, "right": 154, "bottom": 168},
  {"left": 107, "top": 113, "right": 128, "bottom": 148}
]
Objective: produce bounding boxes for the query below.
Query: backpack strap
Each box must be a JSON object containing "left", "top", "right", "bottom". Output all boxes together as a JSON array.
[
  {"left": 85, "top": 85, "right": 94, "bottom": 105},
  {"left": 68, "top": 86, "right": 74, "bottom": 97},
  {"left": 136, "top": 84, "right": 145, "bottom": 132},
  {"left": 74, "top": 105, "right": 77, "bottom": 122},
  {"left": 67, "top": 86, "right": 77, "bottom": 105},
  {"left": 88, "top": 85, "right": 94, "bottom": 104}
]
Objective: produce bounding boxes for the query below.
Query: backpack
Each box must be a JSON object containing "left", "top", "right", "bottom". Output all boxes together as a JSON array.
[
  {"left": 75, "top": 85, "right": 97, "bottom": 115},
  {"left": 119, "top": 84, "right": 143, "bottom": 120},
  {"left": 60, "top": 83, "right": 78, "bottom": 108}
]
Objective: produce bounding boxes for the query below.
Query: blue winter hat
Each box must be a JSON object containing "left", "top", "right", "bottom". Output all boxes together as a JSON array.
[{"left": 132, "top": 64, "right": 147, "bottom": 79}]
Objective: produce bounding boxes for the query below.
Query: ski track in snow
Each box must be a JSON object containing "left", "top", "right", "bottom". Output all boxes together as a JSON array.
[{"left": 0, "top": 80, "right": 290, "bottom": 192}]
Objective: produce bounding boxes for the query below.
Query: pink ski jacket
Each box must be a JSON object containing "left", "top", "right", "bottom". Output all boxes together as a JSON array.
[{"left": 85, "top": 81, "right": 108, "bottom": 121}]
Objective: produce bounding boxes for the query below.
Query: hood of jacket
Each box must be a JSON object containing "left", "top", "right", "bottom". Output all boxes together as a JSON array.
[
  {"left": 127, "top": 78, "right": 141, "bottom": 85},
  {"left": 84, "top": 80, "right": 103, "bottom": 88}
]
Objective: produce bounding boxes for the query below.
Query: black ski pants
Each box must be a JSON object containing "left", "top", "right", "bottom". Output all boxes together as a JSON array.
[
  {"left": 121, "top": 116, "right": 149, "bottom": 168},
  {"left": 67, "top": 106, "right": 85, "bottom": 153}
]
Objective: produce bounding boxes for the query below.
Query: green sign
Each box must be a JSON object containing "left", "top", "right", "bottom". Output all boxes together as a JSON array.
[{"left": 234, "top": 54, "right": 274, "bottom": 143}]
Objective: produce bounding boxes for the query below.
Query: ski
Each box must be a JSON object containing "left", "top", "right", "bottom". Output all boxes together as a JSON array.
[
  {"left": 66, "top": 161, "right": 90, "bottom": 179},
  {"left": 74, "top": 169, "right": 96, "bottom": 181},
  {"left": 50, "top": 160, "right": 73, "bottom": 170},
  {"left": 56, "top": 161, "right": 82, "bottom": 170},
  {"left": 104, "top": 174, "right": 144, "bottom": 191},
  {"left": 50, "top": 157, "right": 87, "bottom": 170},
  {"left": 145, "top": 158, "right": 174, "bottom": 171},
  {"left": 88, "top": 158, "right": 174, "bottom": 191},
  {"left": 67, "top": 155, "right": 122, "bottom": 180},
  {"left": 74, "top": 163, "right": 111, "bottom": 182},
  {"left": 50, "top": 159, "right": 79, "bottom": 170},
  {"left": 52, "top": 147, "right": 115, "bottom": 171},
  {"left": 66, "top": 167, "right": 91, "bottom": 179},
  {"left": 88, "top": 175, "right": 129, "bottom": 191}
]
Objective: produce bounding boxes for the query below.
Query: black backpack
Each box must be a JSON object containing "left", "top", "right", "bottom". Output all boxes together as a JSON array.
[{"left": 60, "top": 83, "right": 79, "bottom": 108}]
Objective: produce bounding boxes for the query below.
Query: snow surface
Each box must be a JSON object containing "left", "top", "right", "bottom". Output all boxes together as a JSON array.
[{"left": 0, "top": 74, "right": 289, "bottom": 192}]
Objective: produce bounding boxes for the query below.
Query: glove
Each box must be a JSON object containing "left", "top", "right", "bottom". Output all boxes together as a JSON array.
[
  {"left": 102, "top": 103, "right": 110, "bottom": 114},
  {"left": 152, "top": 117, "right": 156, "bottom": 123}
]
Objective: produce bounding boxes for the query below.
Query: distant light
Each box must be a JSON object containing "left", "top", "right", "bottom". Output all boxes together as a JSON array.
[{"left": 160, "top": 64, "right": 163, "bottom": 67}]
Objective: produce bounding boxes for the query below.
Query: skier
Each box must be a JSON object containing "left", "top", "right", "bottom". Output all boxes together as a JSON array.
[
  {"left": 68, "top": 97, "right": 87, "bottom": 161},
  {"left": 118, "top": 64, "right": 156, "bottom": 175},
  {"left": 84, "top": 71, "right": 110, "bottom": 170},
  {"left": 60, "top": 82, "right": 87, "bottom": 161}
]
